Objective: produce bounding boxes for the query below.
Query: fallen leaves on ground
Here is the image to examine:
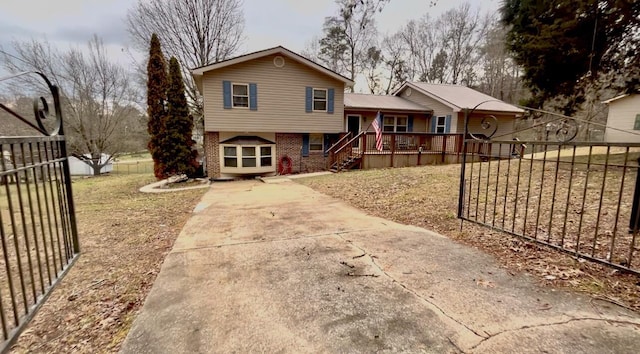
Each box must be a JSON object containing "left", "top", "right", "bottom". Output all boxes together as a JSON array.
[
  {"left": 10, "top": 174, "right": 205, "bottom": 353},
  {"left": 298, "top": 165, "right": 640, "bottom": 312}
]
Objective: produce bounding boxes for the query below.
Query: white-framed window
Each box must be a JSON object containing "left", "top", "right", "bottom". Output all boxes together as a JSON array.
[
  {"left": 435, "top": 116, "right": 446, "bottom": 133},
  {"left": 232, "top": 83, "right": 249, "bottom": 108},
  {"left": 224, "top": 146, "right": 238, "bottom": 167},
  {"left": 242, "top": 146, "right": 256, "bottom": 167},
  {"left": 383, "top": 115, "right": 409, "bottom": 132},
  {"left": 634, "top": 114, "right": 640, "bottom": 130},
  {"left": 313, "top": 88, "right": 327, "bottom": 112},
  {"left": 260, "top": 146, "right": 272, "bottom": 167},
  {"left": 222, "top": 144, "right": 274, "bottom": 169},
  {"left": 309, "top": 134, "right": 324, "bottom": 151}
]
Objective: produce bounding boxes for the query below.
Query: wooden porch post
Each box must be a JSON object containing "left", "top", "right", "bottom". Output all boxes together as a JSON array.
[
  {"left": 361, "top": 132, "right": 367, "bottom": 169},
  {"left": 390, "top": 134, "right": 395, "bottom": 168},
  {"left": 441, "top": 135, "right": 447, "bottom": 163}
]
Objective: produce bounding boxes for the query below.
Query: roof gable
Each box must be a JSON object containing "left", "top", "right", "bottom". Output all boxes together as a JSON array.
[
  {"left": 395, "top": 82, "right": 524, "bottom": 114},
  {"left": 191, "top": 46, "right": 354, "bottom": 93}
]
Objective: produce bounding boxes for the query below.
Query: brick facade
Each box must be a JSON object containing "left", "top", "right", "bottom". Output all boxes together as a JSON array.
[
  {"left": 204, "top": 132, "right": 328, "bottom": 178},
  {"left": 204, "top": 132, "right": 220, "bottom": 178},
  {"left": 275, "top": 133, "right": 302, "bottom": 174},
  {"left": 275, "top": 133, "right": 328, "bottom": 174}
]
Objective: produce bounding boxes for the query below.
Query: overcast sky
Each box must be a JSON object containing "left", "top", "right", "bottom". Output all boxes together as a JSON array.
[{"left": 0, "top": 0, "right": 501, "bottom": 78}]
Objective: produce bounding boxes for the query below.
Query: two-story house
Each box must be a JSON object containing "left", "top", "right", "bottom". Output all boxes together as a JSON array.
[
  {"left": 193, "top": 46, "right": 524, "bottom": 177},
  {"left": 192, "top": 46, "right": 353, "bottom": 179}
]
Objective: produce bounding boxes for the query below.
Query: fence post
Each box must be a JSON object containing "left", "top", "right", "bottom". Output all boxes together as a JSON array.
[{"left": 630, "top": 158, "right": 640, "bottom": 231}]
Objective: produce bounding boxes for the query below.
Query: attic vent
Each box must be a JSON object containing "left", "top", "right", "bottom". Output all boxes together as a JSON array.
[
  {"left": 273, "top": 56, "right": 285, "bottom": 68},
  {"left": 405, "top": 87, "right": 412, "bottom": 97}
]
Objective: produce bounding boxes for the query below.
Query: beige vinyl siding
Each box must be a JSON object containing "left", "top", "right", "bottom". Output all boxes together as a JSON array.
[
  {"left": 398, "top": 87, "right": 456, "bottom": 132},
  {"left": 460, "top": 113, "right": 516, "bottom": 139},
  {"left": 202, "top": 54, "right": 344, "bottom": 133},
  {"left": 605, "top": 95, "right": 640, "bottom": 143}
]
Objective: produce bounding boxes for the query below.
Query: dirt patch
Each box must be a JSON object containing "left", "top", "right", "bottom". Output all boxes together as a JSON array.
[
  {"left": 297, "top": 164, "right": 640, "bottom": 312},
  {"left": 10, "top": 174, "right": 205, "bottom": 353}
]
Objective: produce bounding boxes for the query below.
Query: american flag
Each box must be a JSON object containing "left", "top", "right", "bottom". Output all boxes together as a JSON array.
[{"left": 372, "top": 111, "right": 383, "bottom": 151}]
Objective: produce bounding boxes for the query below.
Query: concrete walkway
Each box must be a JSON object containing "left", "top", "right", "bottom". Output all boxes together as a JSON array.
[{"left": 121, "top": 180, "right": 640, "bottom": 353}]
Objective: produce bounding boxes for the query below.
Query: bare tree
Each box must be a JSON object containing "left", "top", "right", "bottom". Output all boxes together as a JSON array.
[
  {"left": 2, "top": 36, "right": 144, "bottom": 175},
  {"left": 361, "top": 33, "right": 409, "bottom": 94},
  {"left": 126, "top": 0, "right": 245, "bottom": 134},
  {"left": 476, "top": 22, "right": 524, "bottom": 104},
  {"left": 399, "top": 16, "right": 439, "bottom": 82},
  {"left": 437, "top": 3, "right": 488, "bottom": 85},
  {"left": 380, "top": 33, "right": 409, "bottom": 94},
  {"left": 315, "top": 0, "right": 381, "bottom": 90}
]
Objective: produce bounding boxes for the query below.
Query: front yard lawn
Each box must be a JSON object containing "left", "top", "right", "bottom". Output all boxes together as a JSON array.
[
  {"left": 298, "top": 164, "right": 640, "bottom": 312},
  {"left": 11, "top": 174, "right": 205, "bottom": 353}
]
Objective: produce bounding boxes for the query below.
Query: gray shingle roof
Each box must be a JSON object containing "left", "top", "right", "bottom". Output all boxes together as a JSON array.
[{"left": 403, "top": 82, "right": 525, "bottom": 113}]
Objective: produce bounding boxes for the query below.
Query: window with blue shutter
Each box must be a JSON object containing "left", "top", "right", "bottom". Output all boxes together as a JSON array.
[
  {"left": 408, "top": 116, "right": 414, "bottom": 132},
  {"left": 249, "top": 83, "right": 257, "bottom": 110},
  {"left": 223, "top": 81, "right": 232, "bottom": 109},
  {"left": 305, "top": 87, "right": 313, "bottom": 113},
  {"left": 302, "top": 134, "right": 310, "bottom": 157},
  {"left": 327, "top": 89, "right": 335, "bottom": 114},
  {"left": 430, "top": 117, "right": 437, "bottom": 132},
  {"left": 445, "top": 115, "right": 452, "bottom": 133}
]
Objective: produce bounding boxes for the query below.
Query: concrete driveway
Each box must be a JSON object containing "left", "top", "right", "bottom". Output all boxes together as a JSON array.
[{"left": 121, "top": 180, "right": 640, "bottom": 353}]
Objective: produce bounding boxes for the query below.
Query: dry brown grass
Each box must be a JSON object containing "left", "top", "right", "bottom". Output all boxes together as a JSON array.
[
  {"left": 298, "top": 163, "right": 640, "bottom": 312},
  {"left": 9, "top": 174, "right": 205, "bottom": 353}
]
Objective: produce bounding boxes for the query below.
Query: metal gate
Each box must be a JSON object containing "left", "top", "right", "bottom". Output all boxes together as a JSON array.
[
  {"left": 458, "top": 101, "right": 640, "bottom": 275},
  {"left": 0, "top": 72, "right": 79, "bottom": 351}
]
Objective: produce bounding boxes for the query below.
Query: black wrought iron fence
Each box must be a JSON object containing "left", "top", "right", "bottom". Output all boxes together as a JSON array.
[
  {"left": 0, "top": 72, "right": 79, "bottom": 351},
  {"left": 459, "top": 141, "right": 640, "bottom": 274},
  {"left": 457, "top": 101, "right": 640, "bottom": 275}
]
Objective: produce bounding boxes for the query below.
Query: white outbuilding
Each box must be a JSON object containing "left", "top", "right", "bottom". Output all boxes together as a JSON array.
[{"left": 603, "top": 94, "right": 640, "bottom": 143}]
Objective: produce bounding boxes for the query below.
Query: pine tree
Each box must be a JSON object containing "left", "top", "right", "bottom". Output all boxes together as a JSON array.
[
  {"left": 146, "top": 33, "right": 169, "bottom": 179},
  {"left": 164, "top": 56, "right": 197, "bottom": 176}
]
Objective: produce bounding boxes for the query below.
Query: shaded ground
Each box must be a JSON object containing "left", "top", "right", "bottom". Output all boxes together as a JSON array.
[
  {"left": 10, "top": 174, "right": 204, "bottom": 353},
  {"left": 298, "top": 164, "right": 640, "bottom": 312}
]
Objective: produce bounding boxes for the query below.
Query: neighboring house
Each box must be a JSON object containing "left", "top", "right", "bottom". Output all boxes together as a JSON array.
[
  {"left": 192, "top": 46, "right": 353, "bottom": 179},
  {"left": 68, "top": 154, "right": 113, "bottom": 175},
  {"left": 603, "top": 94, "right": 640, "bottom": 143},
  {"left": 192, "top": 46, "right": 523, "bottom": 177}
]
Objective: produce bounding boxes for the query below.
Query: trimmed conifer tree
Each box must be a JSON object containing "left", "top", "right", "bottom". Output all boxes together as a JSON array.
[
  {"left": 164, "top": 56, "right": 198, "bottom": 176},
  {"left": 147, "top": 33, "right": 169, "bottom": 179}
]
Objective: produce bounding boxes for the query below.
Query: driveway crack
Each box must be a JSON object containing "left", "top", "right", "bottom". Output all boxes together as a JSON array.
[
  {"left": 470, "top": 317, "right": 640, "bottom": 351},
  {"left": 333, "top": 233, "right": 487, "bottom": 346}
]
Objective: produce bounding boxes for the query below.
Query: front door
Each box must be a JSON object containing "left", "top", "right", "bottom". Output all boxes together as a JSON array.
[{"left": 346, "top": 115, "right": 360, "bottom": 148}]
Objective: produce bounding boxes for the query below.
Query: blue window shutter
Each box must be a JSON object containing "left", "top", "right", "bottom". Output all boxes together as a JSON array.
[
  {"left": 430, "top": 117, "right": 437, "bottom": 132},
  {"left": 445, "top": 115, "right": 452, "bottom": 133},
  {"left": 408, "top": 116, "right": 414, "bottom": 132},
  {"left": 223, "top": 81, "right": 231, "bottom": 109},
  {"left": 305, "top": 87, "right": 313, "bottom": 113},
  {"left": 249, "top": 83, "right": 257, "bottom": 110},
  {"left": 327, "top": 88, "right": 335, "bottom": 114},
  {"left": 323, "top": 134, "right": 330, "bottom": 157},
  {"left": 302, "top": 134, "right": 310, "bottom": 157}
]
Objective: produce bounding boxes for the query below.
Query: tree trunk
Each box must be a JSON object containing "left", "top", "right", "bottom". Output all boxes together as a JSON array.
[{"left": 92, "top": 163, "right": 102, "bottom": 176}]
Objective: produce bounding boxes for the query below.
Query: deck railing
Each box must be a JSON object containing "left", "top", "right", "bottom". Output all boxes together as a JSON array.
[
  {"left": 328, "top": 132, "right": 467, "bottom": 170},
  {"left": 361, "top": 132, "right": 464, "bottom": 159}
]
